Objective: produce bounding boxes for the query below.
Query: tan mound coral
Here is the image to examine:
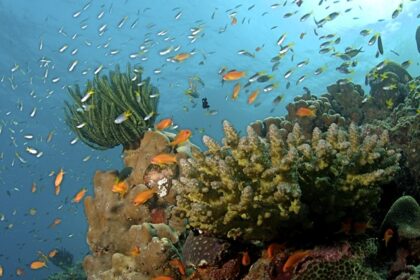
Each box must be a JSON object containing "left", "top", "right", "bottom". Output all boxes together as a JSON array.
[
  {"left": 174, "top": 120, "right": 401, "bottom": 241},
  {"left": 83, "top": 131, "right": 186, "bottom": 280}
]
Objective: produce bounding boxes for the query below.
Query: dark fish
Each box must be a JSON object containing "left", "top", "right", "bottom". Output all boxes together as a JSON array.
[
  {"left": 390, "top": 50, "right": 400, "bottom": 56},
  {"left": 368, "top": 34, "right": 378, "bottom": 45},
  {"left": 392, "top": 3, "right": 403, "bottom": 19},
  {"left": 416, "top": 26, "right": 420, "bottom": 53},
  {"left": 257, "top": 74, "right": 272, "bottom": 83},
  {"left": 377, "top": 35, "right": 383, "bottom": 55},
  {"left": 300, "top": 12, "right": 311, "bottom": 22},
  {"left": 328, "top": 12, "right": 340, "bottom": 20},
  {"left": 118, "top": 167, "right": 133, "bottom": 181},
  {"left": 272, "top": 95, "right": 284, "bottom": 105}
]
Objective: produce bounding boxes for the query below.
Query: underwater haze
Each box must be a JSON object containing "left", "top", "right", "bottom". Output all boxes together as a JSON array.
[{"left": 0, "top": 0, "right": 419, "bottom": 279}]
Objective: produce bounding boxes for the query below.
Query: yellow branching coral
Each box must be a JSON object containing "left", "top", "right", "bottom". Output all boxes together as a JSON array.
[{"left": 174, "top": 121, "right": 401, "bottom": 241}]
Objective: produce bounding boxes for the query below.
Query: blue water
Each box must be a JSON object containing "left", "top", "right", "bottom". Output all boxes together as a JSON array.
[{"left": 0, "top": 0, "right": 419, "bottom": 279}]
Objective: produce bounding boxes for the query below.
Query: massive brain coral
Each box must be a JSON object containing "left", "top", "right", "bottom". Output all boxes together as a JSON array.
[{"left": 174, "top": 120, "right": 401, "bottom": 242}]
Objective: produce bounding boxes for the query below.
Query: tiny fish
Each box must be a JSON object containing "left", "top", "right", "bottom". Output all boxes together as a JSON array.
[
  {"left": 30, "top": 107, "right": 37, "bottom": 118},
  {"left": 26, "top": 147, "right": 38, "bottom": 155},
  {"left": 82, "top": 155, "right": 91, "bottom": 162},
  {"left": 377, "top": 35, "right": 383, "bottom": 55},
  {"left": 144, "top": 111, "right": 155, "bottom": 121},
  {"left": 392, "top": 3, "right": 403, "bottom": 19},
  {"left": 300, "top": 12, "right": 312, "bottom": 22},
  {"left": 276, "top": 33, "right": 287, "bottom": 46},
  {"left": 114, "top": 111, "right": 132, "bottom": 124},
  {"left": 117, "top": 16, "right": 128, "bottom": 28},
  {"left": 368, "top": 33, "right": 379, "bottom": 46},
  {"left": 59, "top": 44, "right": 68, "bottom": 53},
  {"left": 68, "top": 60, "right": 78, "bottom": 72},
  {"left": 76, "top": 123, "right": 86, "bottom": 129},
  {"left": 94, "top": 64, "right": 103, "bottom": 75},
  {"left": 175, "top": 11, "right": 182, "bottom": 20}
]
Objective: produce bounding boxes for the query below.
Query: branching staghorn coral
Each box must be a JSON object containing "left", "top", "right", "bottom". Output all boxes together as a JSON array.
[
  {"left": 174, "top": 120, "right": 401, "bottom": 242},
  {"left": 65, "top": 64, "right": 159, "bottom": 150}
]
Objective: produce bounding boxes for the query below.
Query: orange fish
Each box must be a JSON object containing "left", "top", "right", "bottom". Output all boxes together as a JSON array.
[
  {"left": 337, "top": 218, "right": 352, "bottom": 235},
  {"left": 112, "top": 180, "right": 129, "bottom": 198},
  {"left": 49, "top": 218, "right": 61, "bottom": 228},
  {"left": 241, "top": 251, "right": 251, "bottom": 266},
  {"left": 48, "top": 249, "right": 58, "bottom": 258},
  {"left": 54, "top": 168, "right": 64, "bottom": 187},
  {"left": 248, "top": 89, "right": 259, "bottom": 104},
  {"left": 155, "top": 118, "right": 173, "bottom": 130},
  {"left": 151, "top": 153, "right": 177, "bottom": 165},
  {"left": 132, "top": 186, "right": 158, "bottom": 206},
  {"left": 72, "top": 188, "right": 87, "bottom": 203},
  {"left": 16, "top": 268, "right": 24, "bottom": 276},
  {"left": 152, "top": 276, "right": 174, "bottom": 280},
  {"left": 231, "top": 83, "right": 241, "bottom": 100},
  {"left": 169, "top": 129, "right": 192, "bottom": 146},
  {"left": 130, "top": 245, "right": 141, "bottom": 256},
  {"left": 266, "top": 243, "right": 286, "bottom": 259},
  {"left": 55, "top": 185, "right": 61, "bottom": 196},
  {"left": 383, "top": 228, "right": 394, "bottom": 247},
  {"left": 172, "top": 53, "right": 191, "bottom": 62},
  {"left": 223, "top": 70, "right": 246, "bottom": 81},
  {"left": 0, "top": 265, "right": 3, "bottom": 277},
  {"left": 31, "top": 182, "right": 37, "bottom": 193},
  {"left": 283, "top": 250, "right": 311, "bottom": 272},
  {"left": 296, "top": 107, "right": 316, "bottom": 117},
  {"left": 30, "top": 261, "right": 47, "bottom": 270},
  {"left": 231, "top": 15, "right": 237, "bottom": 25},
  {"left": 169, "top": 258, "right": 186, "bottom": 276},
  {"left": 353, "top": 220, "right": 373, "bottom": 235}
]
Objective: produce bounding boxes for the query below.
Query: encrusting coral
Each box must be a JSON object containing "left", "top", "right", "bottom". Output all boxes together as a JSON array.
[
  {"left": 173, "top": 120, "right": 401, "bottom": 241},
  {"left": 65, "top": 64, "right": 159, "bottom": 150}
]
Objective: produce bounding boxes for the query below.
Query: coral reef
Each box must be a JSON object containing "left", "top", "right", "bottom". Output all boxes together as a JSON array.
[
  {"left": 79, "top": 61, "right": 417, "bottom": 279},
  {"left": 182, "top": 232, "right": 232, "bottom": 268},
  {"left": 364, "top": 60, "right": 413, "bottom": 121},
  {"left": 46, "top": 262, "right": 86, "bottom": 280},
  {"left": 65, "top": 64, "right": 159, "bottom": 150},
  {"left": 380, "top": 196, "right": 420, "bottom": 240},
  {"left": 174, "top": 120, "right": 400, "bottom": 241},
  {"left": 381, "top": 196, "right": 420, "bottom": 279},
  {"left": 83, "top": 130, "right": 186, "bottom": 279},
  {"left": 49, "top": 248, "right": 74, "bottom": 270},
  {"left": 243, "top": 239, "right": 382, "bottom": 280},
  {"left": 322, "top": 79, "right": 366, "bottom": 125}
]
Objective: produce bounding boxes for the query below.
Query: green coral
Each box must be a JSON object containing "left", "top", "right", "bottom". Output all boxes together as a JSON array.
[
  {"left": 174, "top": 120, "right": 400, "bottom": 241},
  {"left": 65, "top": 64, "right": 159, "bottom": 150},
  {"left": 380, "top": 195, "right": 420, "bottom": 239}
]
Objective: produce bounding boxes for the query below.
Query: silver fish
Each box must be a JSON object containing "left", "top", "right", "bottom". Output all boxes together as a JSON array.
[{"left": 68, "top": 60, "right": 78, "bottom": 72}]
